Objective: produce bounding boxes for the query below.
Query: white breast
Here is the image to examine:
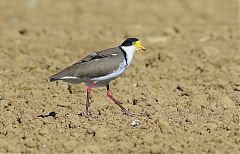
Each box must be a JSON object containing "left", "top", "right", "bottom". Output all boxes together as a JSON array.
[{"left": 121, "top": 45, "right": 136, "bottom": 67}]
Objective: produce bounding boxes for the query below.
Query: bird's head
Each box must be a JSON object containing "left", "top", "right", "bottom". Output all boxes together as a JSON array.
[{"left": 120, "top": 38, "right": 147, "bottom": 52}]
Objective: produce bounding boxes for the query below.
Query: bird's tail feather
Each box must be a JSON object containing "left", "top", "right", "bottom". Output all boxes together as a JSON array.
[{"left": 48, "top": 77, "right": 58, "bottom": 82}]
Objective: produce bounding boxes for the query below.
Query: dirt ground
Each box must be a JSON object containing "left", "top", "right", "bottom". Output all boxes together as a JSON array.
[{"left": 0, "top": 0, "right": 239, "bottom": 153}]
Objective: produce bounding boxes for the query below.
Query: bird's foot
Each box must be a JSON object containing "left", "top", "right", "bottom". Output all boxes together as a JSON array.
[
  {"left": 123, "top": 110, "right": 134, "bottom": 116},
  {"left": 80, "top": 111, "right": 94, "bottom": 118}
]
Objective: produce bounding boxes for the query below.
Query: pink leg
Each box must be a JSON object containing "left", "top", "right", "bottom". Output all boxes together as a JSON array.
[
  {"left": 82, "top": 82, "right": 95, "bottom": 118},
  {"left": 106, "top": 85, "right": 133, "bottom": 116}
]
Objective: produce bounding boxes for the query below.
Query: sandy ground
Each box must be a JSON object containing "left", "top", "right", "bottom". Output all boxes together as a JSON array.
[{"left": 0, "top": 0, "right": 239, "bottom": 153}]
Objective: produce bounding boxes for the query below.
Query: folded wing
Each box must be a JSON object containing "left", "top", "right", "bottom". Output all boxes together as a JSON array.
[{"left": 49, "top": 47, "right": 124, "bottom": 82}]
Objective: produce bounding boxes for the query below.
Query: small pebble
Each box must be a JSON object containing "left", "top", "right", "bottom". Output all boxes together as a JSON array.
[
  {"left": 133, "top": 83, "right": 138, "bottom": 87},
  {"left": 131, "top": 119, "right": 140, "bottom": 128}
]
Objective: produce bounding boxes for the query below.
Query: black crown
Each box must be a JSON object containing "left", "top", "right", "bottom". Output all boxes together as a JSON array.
[{"left": 121, "top": 38, "right": 139, "bottom": 46}]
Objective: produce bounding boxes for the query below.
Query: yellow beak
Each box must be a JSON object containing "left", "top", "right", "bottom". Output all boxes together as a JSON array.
[{"left": 135, "top": 41, "right": 147, "bottom": 52}]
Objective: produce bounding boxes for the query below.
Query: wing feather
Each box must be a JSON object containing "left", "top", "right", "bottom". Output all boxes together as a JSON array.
[{"left": 49, "top": 47, "right": 124, "bottom": 81}]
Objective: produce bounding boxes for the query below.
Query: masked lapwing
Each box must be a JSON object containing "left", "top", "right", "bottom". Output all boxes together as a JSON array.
[{"left": 49, "top": 38, "right": 146, "bottom": 118}]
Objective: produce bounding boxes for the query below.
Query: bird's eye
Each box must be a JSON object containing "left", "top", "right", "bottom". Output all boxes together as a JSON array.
[{"left": 132, "top": 42, "right": 136, "bottom": 45}]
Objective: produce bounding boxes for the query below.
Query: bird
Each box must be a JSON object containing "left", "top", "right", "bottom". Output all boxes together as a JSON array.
[{"left": 49, "top": 38, "right": 146, "bottom": 118}]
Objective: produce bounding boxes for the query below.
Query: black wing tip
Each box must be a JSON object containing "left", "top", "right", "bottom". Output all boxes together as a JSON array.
[{"left": 48, "top": 77, "right": 57, "bottom": 82}]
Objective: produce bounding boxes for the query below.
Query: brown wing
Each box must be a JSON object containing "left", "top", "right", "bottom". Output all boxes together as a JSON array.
[{"left": 49, "top": 47, "right": 125, "bottom": 81}]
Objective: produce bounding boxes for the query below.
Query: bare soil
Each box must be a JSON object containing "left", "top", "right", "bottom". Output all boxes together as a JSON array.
[{"left": 0, "top": 0, "right": 239, "bottom": 153}]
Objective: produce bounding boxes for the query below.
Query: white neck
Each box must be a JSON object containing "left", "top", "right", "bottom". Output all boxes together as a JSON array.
[{"left": 121, "top": 45, "right": 136, "bottom": 66}]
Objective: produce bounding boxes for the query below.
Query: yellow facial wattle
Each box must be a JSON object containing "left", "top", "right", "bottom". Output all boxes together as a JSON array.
[{"left": 135, "top": 41, "right": 147, "bottom": 51}]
